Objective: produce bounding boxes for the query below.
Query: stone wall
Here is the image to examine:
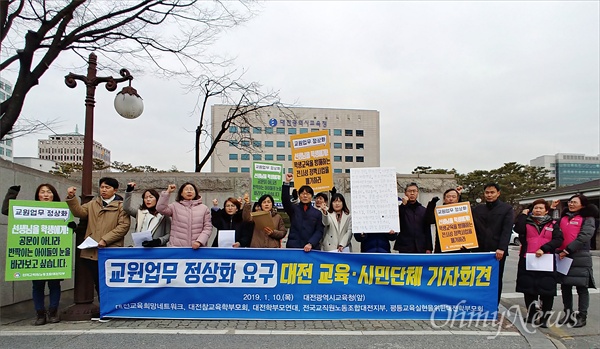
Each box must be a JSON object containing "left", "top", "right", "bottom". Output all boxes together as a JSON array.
[{"left": 0, "top": 158, "right": 457, "bottom": 307}]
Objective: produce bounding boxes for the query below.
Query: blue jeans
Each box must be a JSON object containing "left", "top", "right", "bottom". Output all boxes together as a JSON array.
[{"left": 32, "top": 279, "right": 61, "bottom": 311}]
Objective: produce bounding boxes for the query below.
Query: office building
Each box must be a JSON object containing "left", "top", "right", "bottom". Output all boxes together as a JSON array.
[
  {"left": 210, "top": 105, "right": 380, "bottom": 174},
  {"left": 38, "top": 126, "right": 111, "bottom": 166},
  {"left": 530, "top": 153, "right": 600, "bottom": 187}
]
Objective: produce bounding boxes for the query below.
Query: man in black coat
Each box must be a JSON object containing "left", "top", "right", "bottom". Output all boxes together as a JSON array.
[
  {"left": 393, "top": 182, "right": 432, "bottom": 253},
  {"left": 472, "top": 183, "right": 514, "bottom": 308}
]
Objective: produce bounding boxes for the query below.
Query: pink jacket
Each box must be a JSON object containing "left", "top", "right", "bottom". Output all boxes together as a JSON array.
[{"left": 156, "top": 191, "right": 212, "bottom": 247}]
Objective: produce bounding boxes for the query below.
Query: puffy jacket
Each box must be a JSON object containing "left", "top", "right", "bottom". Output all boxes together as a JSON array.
[
  {"left": 472, "top": 199, "right": 513, "bottom": 254},
  {"left": 282, "top": 184, "right": 324, "bottom": 249},
  {"left": 66, "top": 195, "right": 130, "bottom": 260},
  {"left": 156, "top": 191, "right": 212, "bottom": 247}
]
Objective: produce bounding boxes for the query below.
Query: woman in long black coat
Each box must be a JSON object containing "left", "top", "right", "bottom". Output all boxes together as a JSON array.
[{"left": 514, "top": 199, "right": 563, "bottom": 327}]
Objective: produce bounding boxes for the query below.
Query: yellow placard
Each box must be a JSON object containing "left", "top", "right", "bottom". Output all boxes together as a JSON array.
[
  {"left": 289, "top": 130, "right": 333, "bottom": 193},
  {"left": 434, "top": 202, "right": 479, "bottom": 252}
]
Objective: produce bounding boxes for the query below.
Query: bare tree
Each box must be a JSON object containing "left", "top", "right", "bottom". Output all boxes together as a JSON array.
[
  {"left": 1, "top": 117, "right": 61, "bottom": 140},
  {"left": 192, "top": 73, "right": 294, "bottom": 172},
  {"left": 0, "top": 0, "right": 254, "bottom": 139}
]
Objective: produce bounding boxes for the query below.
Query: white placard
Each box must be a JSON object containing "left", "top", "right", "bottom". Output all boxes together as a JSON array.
[
  {"left": 350, "top": 167, "right": 400, "bottom": 233},
  {"left": 218, "top": 230, "right": 236, "bottom": 248},
  {"left": 525, "top": 253, "right": 554, "bottom": 272},
  {"left": 132, "top": 230, "right": 153, "bottom": 247},
  {"left": 555, "top": 254, "right": 573, "bottom": 275},
  {"left": 77, "top": 236, "right": 98, "bottom": 249}
]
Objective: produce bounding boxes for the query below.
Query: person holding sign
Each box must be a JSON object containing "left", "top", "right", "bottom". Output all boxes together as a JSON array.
[
  {"left": 157, "top": 183, "right": 212, "bottom": 249},
  {"left": 124, "top": 183, "right": 171, "bottom": 247},
  {"left": 2, "top": 184, "right": 71, "bottom": 325},
  {"left": 66, "top": 177, "right": 130, "bottom": 304},
  {"left": 426, "top": 187, "right": 472, "bottom": 253},
  {"left": 321, "top": 193, "right": 353, "bottom": 252},
  {"left": 514, "top": 199, "right": 563, "bottom": 327},
  {"left": 282, "top": 173, "right": 324, "bottom": 252},
  {"left": 243, "top": 194, "right": 287, "bottom": 248},
  {"left": 211, "top": 197, "right": 250, "bottom": 247},
  {"left": 556, "top": 194, "right": 598, "bottom": 328}
]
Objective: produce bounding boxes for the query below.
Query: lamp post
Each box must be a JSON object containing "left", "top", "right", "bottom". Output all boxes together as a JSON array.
[{"left": 61, "top": 53, "right": 143, "bottom": 320}]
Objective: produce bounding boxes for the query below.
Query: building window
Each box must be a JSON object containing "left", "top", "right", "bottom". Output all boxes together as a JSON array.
[
  {"left": 333, "top": 143, "right": 342, "bottom": 149},
  {"left": 333, "top": 129, "right": 342, "bottom": 136},
  {"left": 276, "top": 127, "right": 285, "bottom": 134},
  {"left": 241, "top": 167, "right": 250, "bottom": 173},
  {"left": 229, "top": 154, "right": 238, "bottom": 160},
  {"left": 356, "top": 156, "right": 364, "bottom": 162},
  {"left": 334, "top": 168, "right": 342, "bottom": 173},
  {"left": 288, "top": 128, "right": 297, "bottom": 134},
  {"left": 229, "top": 167, "right": 238, "bottom": 173},
  {"left": 276, "top": 141, "right": 285, "bottom": 148},
  {"left": 345, "top": 169, "right": 350, "bottom": 174},
  {"left": 356, "top": 130, "right": 364, "bottom": 137},
  {"left": 276, "top": 154, "right": 285, "bottom": 161},
  {"left": 345, "top": 156, "right": 353, "bottom": 162},
  {"left": 288, "top": 155, "right": 292, "bottom": 161},
  {"left": 345, "top": 143, "right": 353, "bottom": 149},
  {"left": 253, "top": 154, "right": 262, "bottom": 160},
  {"left": 345, "top": 129, "right": 353, "bottom": 136},
  {"left": 265, "top": 127, "right": 273, "bottom": 134},
  {"left": 288, "top": 168, "right": 293, "bottom": 173},
  {"left": 333, "top": 156, "right": 342, "bottom": 162},
  {"left": 229, "top": 140, "right": 238, "bottom": 147},
  {"left": 228, "top": 126, "right": 238, "bottom": 133},
  {"left": 252, "top": 127, "right": 262, "bottom": 134},
  {"left": 265, "top": 141, "right": 274, "bottom": 147},
  {"left": 241, "top": 140, "right": 250, "bottom": 147},
  {"left": 241, "top": 154, "right": 250, "bottom": 160},
  {"left": 265, "top": 154, "right": 274, "bottom": 161},
  {"left": 356, "top": 143, "right": 364, "bottom": 150},
  {"left": 300, "top": 128, "right": 309, "bottom": 134},
  {"left": 311, "top": 128, "right": 319, "bottom": 132},
  {"left": 253, "top": 140, "right": 261, "bottom": 147},
  {"left": 241, "top": 127, "right": 250, "bottom": 134}
]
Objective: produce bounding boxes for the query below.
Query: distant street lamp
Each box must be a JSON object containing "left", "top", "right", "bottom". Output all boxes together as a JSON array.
[{"left": 62, "top": 53, "right": 143, "bottom": 320}]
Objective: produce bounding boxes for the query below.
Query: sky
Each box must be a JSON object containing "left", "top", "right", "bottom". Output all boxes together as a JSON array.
[{"left": 5, "top": 1, "right": 600, "bottom": 174}]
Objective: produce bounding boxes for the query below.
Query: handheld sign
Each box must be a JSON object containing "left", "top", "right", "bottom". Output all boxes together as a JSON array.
[{"left": 434, "top": 202, "right": 478, "bottom": 252}]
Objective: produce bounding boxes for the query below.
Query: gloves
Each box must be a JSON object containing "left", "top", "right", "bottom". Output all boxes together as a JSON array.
[
  {"left": 142, "top": 238, "right": 161, "bottom": 247},
  {"left": 126, "top": 184, "right": 135, "bottom": 192},
  {"left": 330, "top": 186, "right": 337, "bottom": 195},
  {"left": 67, "top": 221, "right": 77, "bottom": 230},
  {"left": 10, "top": 185, "right": 21, "bottom": 193},
  {"left": 431, "top": 196, "right": 440, "bottom": 204}
]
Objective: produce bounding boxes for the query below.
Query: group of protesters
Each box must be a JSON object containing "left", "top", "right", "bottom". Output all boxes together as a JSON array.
[{"left": 2, "top": 174, "right": 597, "bottom": 328}]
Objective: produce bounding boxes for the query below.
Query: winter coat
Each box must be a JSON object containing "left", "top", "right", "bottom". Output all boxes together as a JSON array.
[
  {"left": 557, "top": 205, "right": 598, "bottom": 288},
  {"left": 472, "top": 199, "right": 513, "bottom": 254},
  {"left": 156, "top": 191, "right": 212, "bottom": 247},
  {"left": 211, "top": 206, "right": 248, "bottom": 247},
  {"left": 242, "top": 204, "right": 286, "bottom": 248},
  {"left": 514, "top": 214, "right": 563, "bottom": 296},
  {"left": 321, "top": 211, "right": 352, "bottom": 252},
  {"left": 123, "top": 191, "right": 171, "bottom": 246},
  {"left": 354, "top": 232, "right": 398, "bottom": 253},
  {"left": 282, "top": 184, "right": 324, "bottom": 249},
  {"left": 393, "top": 201, "right": 431, "bottom": 253},
  {"left": 1, "top": 186, "right": 20, "bottom": 216},
  {"left": 66, "top": 195, "right": 131, "bottom": 261}
]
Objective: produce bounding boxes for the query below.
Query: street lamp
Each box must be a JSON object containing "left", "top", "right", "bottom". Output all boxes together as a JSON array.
[{"left": 62, "top": 53, "right": 143, "bottom": 320}]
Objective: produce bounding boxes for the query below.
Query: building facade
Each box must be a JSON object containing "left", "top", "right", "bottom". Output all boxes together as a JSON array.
[
  {"left": 210, "top": 105, "right": 380, "bottom": 174},
  {"left": 38, "top": 126, "right": 111, "bottom": 166},
  {"left": 0, "top": 77, "right": 14, "bottom": 161},
  {"left": 530, "top": 153, "right": 600, "bottom": 187}
]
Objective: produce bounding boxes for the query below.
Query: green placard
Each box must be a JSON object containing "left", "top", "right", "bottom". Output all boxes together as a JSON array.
[
  {"left": 251, "top": 162, "right": 284, "bottom": 208},
  {"left": 5, "top": 200, "right": 74, "bottom": 281}
]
